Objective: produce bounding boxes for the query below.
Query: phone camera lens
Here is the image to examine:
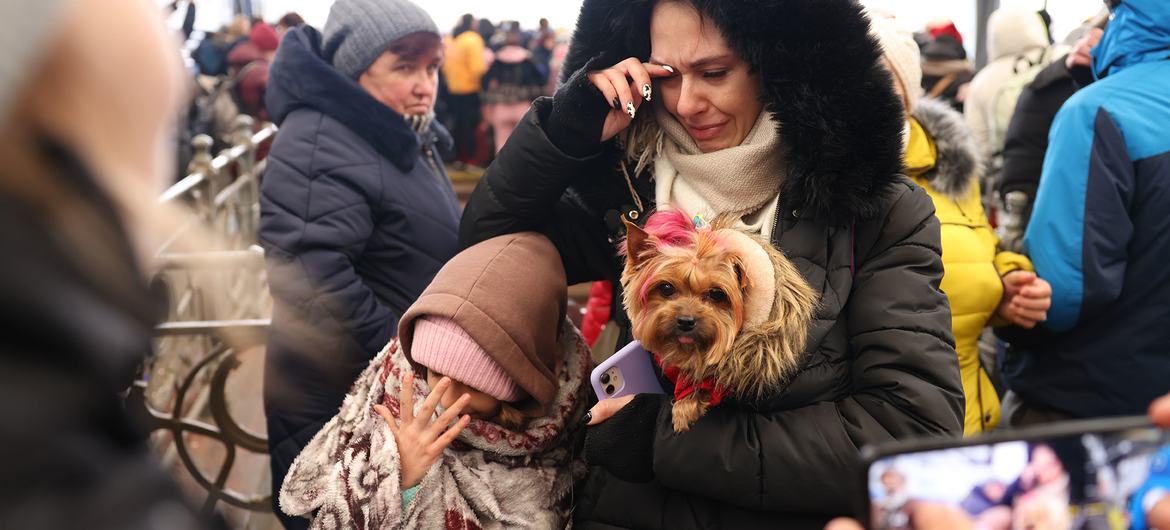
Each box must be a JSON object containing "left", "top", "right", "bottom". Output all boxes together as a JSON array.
[
  {"left": 600, "top": 373, "right": 610, "bottom": 384},
  {"left": 605, "top": 384, "right": 616, "bottom": 395}
]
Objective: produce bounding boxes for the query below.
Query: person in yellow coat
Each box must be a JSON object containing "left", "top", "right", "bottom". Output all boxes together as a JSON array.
[
  {"left": 442, "top": 14, "right": 489, "bottom": 164},
  {"left": 873, "top": 16, "right": 1053, "bottom": 434}
]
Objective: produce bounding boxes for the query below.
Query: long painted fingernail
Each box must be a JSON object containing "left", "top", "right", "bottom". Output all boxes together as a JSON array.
[
  {"left": 661, "top": 64, "right": 676, "bottom": 75},
  {"left": 581, "top": 411, "right": 593, "bottom": 425},
  {"left": 642, "top": 84, "right": 652, "bottom": 101},
  {"left": 612, "top": 96, "right": 621, "bottom": 110},
  {"left": 626, "top": 101, "right": 636, "bottom": 119}
]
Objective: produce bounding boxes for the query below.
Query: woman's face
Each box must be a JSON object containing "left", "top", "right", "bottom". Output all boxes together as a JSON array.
[
  {"left": 359, "top": 46, "right": 442, "bottom": 116},
  {"left": 650, "top": 1, "right": 764, "bottom": 153}
]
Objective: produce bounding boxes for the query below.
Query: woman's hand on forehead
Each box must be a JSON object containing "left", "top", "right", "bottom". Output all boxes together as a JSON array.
[{"left": 587, "top": 58, "right": 676, "bottom": 142}]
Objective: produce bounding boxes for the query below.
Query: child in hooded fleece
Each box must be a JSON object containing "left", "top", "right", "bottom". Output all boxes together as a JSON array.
[{"left": 279, "top": 232, "right": 589, "bottom": 529}]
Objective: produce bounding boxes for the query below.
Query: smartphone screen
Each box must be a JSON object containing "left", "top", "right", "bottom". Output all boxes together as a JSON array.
[{"left": 867, "top": 425, "right": 1170, "bottom": 530}]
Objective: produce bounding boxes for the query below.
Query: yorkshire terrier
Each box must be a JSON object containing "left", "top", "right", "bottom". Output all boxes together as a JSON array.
[{"left": 620, "top": 209, "right": 818, "bottom": 432}]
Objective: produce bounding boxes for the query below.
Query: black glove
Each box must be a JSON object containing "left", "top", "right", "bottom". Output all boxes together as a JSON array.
[
  {"left": 584, "top": 393, "right": 668, "bottom": 483},
  {"left": 544, "top": 54, "right": 618, "bottom": 158}
]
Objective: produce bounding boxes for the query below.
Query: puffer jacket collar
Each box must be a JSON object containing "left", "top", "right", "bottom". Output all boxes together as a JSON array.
[
  {"left": 267, "top": 26, "right": 447, "bottom": 172},
  {"left": 910, "top": 98, "right": 982, "bottom": 201},
  {"left": 561, "top": 0, "right": 905, "bottom": 224}
]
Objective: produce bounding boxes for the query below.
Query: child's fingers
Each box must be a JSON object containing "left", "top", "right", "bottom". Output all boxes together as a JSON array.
[
  {"left": 1010, "top": 296, "right": 1051, "bottom": 311},
  {"left": 399, "top": 372, "right": 415, "bottom": 425},
  {"left": 425, "top": 393, "right": 470, "bottom": 439},
  {"left": 373, "top": 404, "right": 400, "bottom": 437},
  {"left": 416, "top": 376, "right": 451, "bottom": 426},
  {"left": 429, "top": 415, "right": 472, "bottom": 454},
  {"left": 1012, "top": 307, "right": 1048, "bottom": 323}
]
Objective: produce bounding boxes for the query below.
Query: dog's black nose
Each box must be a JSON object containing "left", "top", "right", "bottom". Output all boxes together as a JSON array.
[{"left": 676, "top": 316, "right": 697, "bottom": 332}]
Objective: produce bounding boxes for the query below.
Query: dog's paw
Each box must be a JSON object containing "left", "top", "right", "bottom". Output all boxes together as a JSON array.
[{"left": 671, "top": 397, "right": 707, "bottom": 432}]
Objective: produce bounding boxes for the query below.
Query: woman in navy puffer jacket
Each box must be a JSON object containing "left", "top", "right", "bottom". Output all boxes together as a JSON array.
[{"left": 257, "top": 1, "right": 460, "bottom": 527}]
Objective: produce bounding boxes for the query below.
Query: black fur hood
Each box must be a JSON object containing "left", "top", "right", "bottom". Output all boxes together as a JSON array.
[{"left": 561, "top": 0, "right": 905, "bottom": 223}]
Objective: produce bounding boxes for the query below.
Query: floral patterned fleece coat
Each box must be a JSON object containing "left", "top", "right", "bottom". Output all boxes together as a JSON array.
[{"left": 278, "top": 321, "right": 590, "bottom": 529}]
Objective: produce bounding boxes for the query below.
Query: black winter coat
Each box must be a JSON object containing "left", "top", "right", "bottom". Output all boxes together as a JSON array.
[
  {"left": 998, "top": 56, "right": 1094, "bottom": 205},
  {"left": 0, "top": 141, "right": 216, "bottom": 530},
  {"left": 460, "top": 0, "right": 965, "bottom": 527},
  {"left": 259, "top": 26, "right": 460, "bottom": 523}
]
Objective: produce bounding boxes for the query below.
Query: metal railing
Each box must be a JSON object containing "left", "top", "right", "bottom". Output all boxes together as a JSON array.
[{"left": 125, "top": 114, "right": 278, "bottom": 525}]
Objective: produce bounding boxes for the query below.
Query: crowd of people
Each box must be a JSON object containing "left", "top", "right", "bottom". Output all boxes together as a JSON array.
[
  {"left": 175, "top": 4, "right": 565, "bottom": 178},
  {"left": 2, "top": 0, "right": 1170, "bottom": 529}
]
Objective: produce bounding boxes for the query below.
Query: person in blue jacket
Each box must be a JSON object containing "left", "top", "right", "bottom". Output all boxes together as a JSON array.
[
  {"left": 998, "top": 0, "right": 1170, "bottom": 426},
  {"left": 257, "top": 0, "right": 460, "bottom": 527}
]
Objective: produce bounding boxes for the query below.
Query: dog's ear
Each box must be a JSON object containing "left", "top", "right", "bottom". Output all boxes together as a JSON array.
[
  {"left": 732, "top": 258, "right": 748, "bottom": 291},
  {"left": 622, "top": 218, "right": 653, "bottom": 266}
]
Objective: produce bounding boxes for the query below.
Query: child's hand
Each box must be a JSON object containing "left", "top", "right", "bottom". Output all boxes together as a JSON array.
[
  {"left": 373, "top": 373, "right": 471, "bottom": 490},
  {"left": 996, "top": 271, "right": 1052, "bottom": 329}
]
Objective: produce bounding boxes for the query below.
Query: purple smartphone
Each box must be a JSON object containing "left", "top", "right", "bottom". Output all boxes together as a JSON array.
[{"left": 591, "top": 340, "right": 666, "bottom": 400}]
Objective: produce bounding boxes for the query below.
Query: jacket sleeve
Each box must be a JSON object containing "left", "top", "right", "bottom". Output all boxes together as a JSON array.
[
  {"left": 1022, "top": 98, "right": 1134, "bottom": 332},
  {"left": 260, "top": 145, "right": 396, "bottom": 357},
  {"left": 460, "top": 95, "right": 619, "bottom": 285},
  {"left": 651, "top": 183, "right": 964, "bottom": 513}
]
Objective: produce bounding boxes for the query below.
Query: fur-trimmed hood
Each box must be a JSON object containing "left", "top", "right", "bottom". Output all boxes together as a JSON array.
[
  {"left": 910, "top": 97, "right": 982, "bottom": 200},
  {"left": 561, "top": 0, "right": 905, "bottom": 223}
]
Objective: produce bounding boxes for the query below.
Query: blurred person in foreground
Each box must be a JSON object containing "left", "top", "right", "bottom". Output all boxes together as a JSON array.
[
  {"left": 828, "top": 394, "right": 1170, "bottom": 530},
  {"left": 997, "top": 0, "right": 1170, "bottom": 428},
  {"left": 0, "top": 0, "right": 218, "bottom": 528},
  {"left": 258, "top": 0, "right": 461, "bottom": 528}
]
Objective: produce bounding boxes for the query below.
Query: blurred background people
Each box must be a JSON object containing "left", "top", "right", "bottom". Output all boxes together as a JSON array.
[
  {"left": 480, "top": 28, "right": 547, "bottom": 154},
  {"left": 0, "top": 0, "right": 219, "bottom": 528},
  {"left": 919, "top": 19, "right": 974, "bottom": 112},
  {"left": 964, "top": 6, "right": 1059, "bottom": 205},
  {"left": 274, "top": 11, "right": 305, "bottom": 40},
  {"left": 442, "top": 13, "right": 488, "bottom": 167},
  {"left": 996, "top": 11, "right": 1108, "bottom": 253},
  {"left": 225, "top": 22, "right": 278, "bottom": 120},
  {"left": 257, "top": 0, "right": 460, "bottom": 528}
]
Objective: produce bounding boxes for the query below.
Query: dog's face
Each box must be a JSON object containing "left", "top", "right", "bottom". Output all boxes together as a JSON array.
[{"left": 620, "top": 214, "right": 747, "bottom": 374}]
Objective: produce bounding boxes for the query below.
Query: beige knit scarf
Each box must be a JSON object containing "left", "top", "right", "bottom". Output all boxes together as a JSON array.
[{"left": 653, "top": 107, "right": 784, "bottom": 235}]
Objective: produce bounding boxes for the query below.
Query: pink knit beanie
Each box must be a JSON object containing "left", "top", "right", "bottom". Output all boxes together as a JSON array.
[{"left": 410, "top": 316, "right": 525, "bottom": 402}]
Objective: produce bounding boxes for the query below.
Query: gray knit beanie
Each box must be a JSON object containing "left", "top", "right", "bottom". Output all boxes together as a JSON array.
[
  {"left": 0, "top": 0, "right": 70, "bottom": 125},
  {"left": 322, "top": 0, "right": 440, "bottom": 80}
]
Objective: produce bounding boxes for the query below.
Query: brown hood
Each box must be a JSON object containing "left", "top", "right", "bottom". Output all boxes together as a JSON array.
[{"left": 398, "top": 232, "right": 567, "bottom": 414}]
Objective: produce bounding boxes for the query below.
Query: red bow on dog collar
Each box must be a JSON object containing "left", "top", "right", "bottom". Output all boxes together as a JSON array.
[{"left": 653, "top": 354, "right": 727, "bottom": 407}]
